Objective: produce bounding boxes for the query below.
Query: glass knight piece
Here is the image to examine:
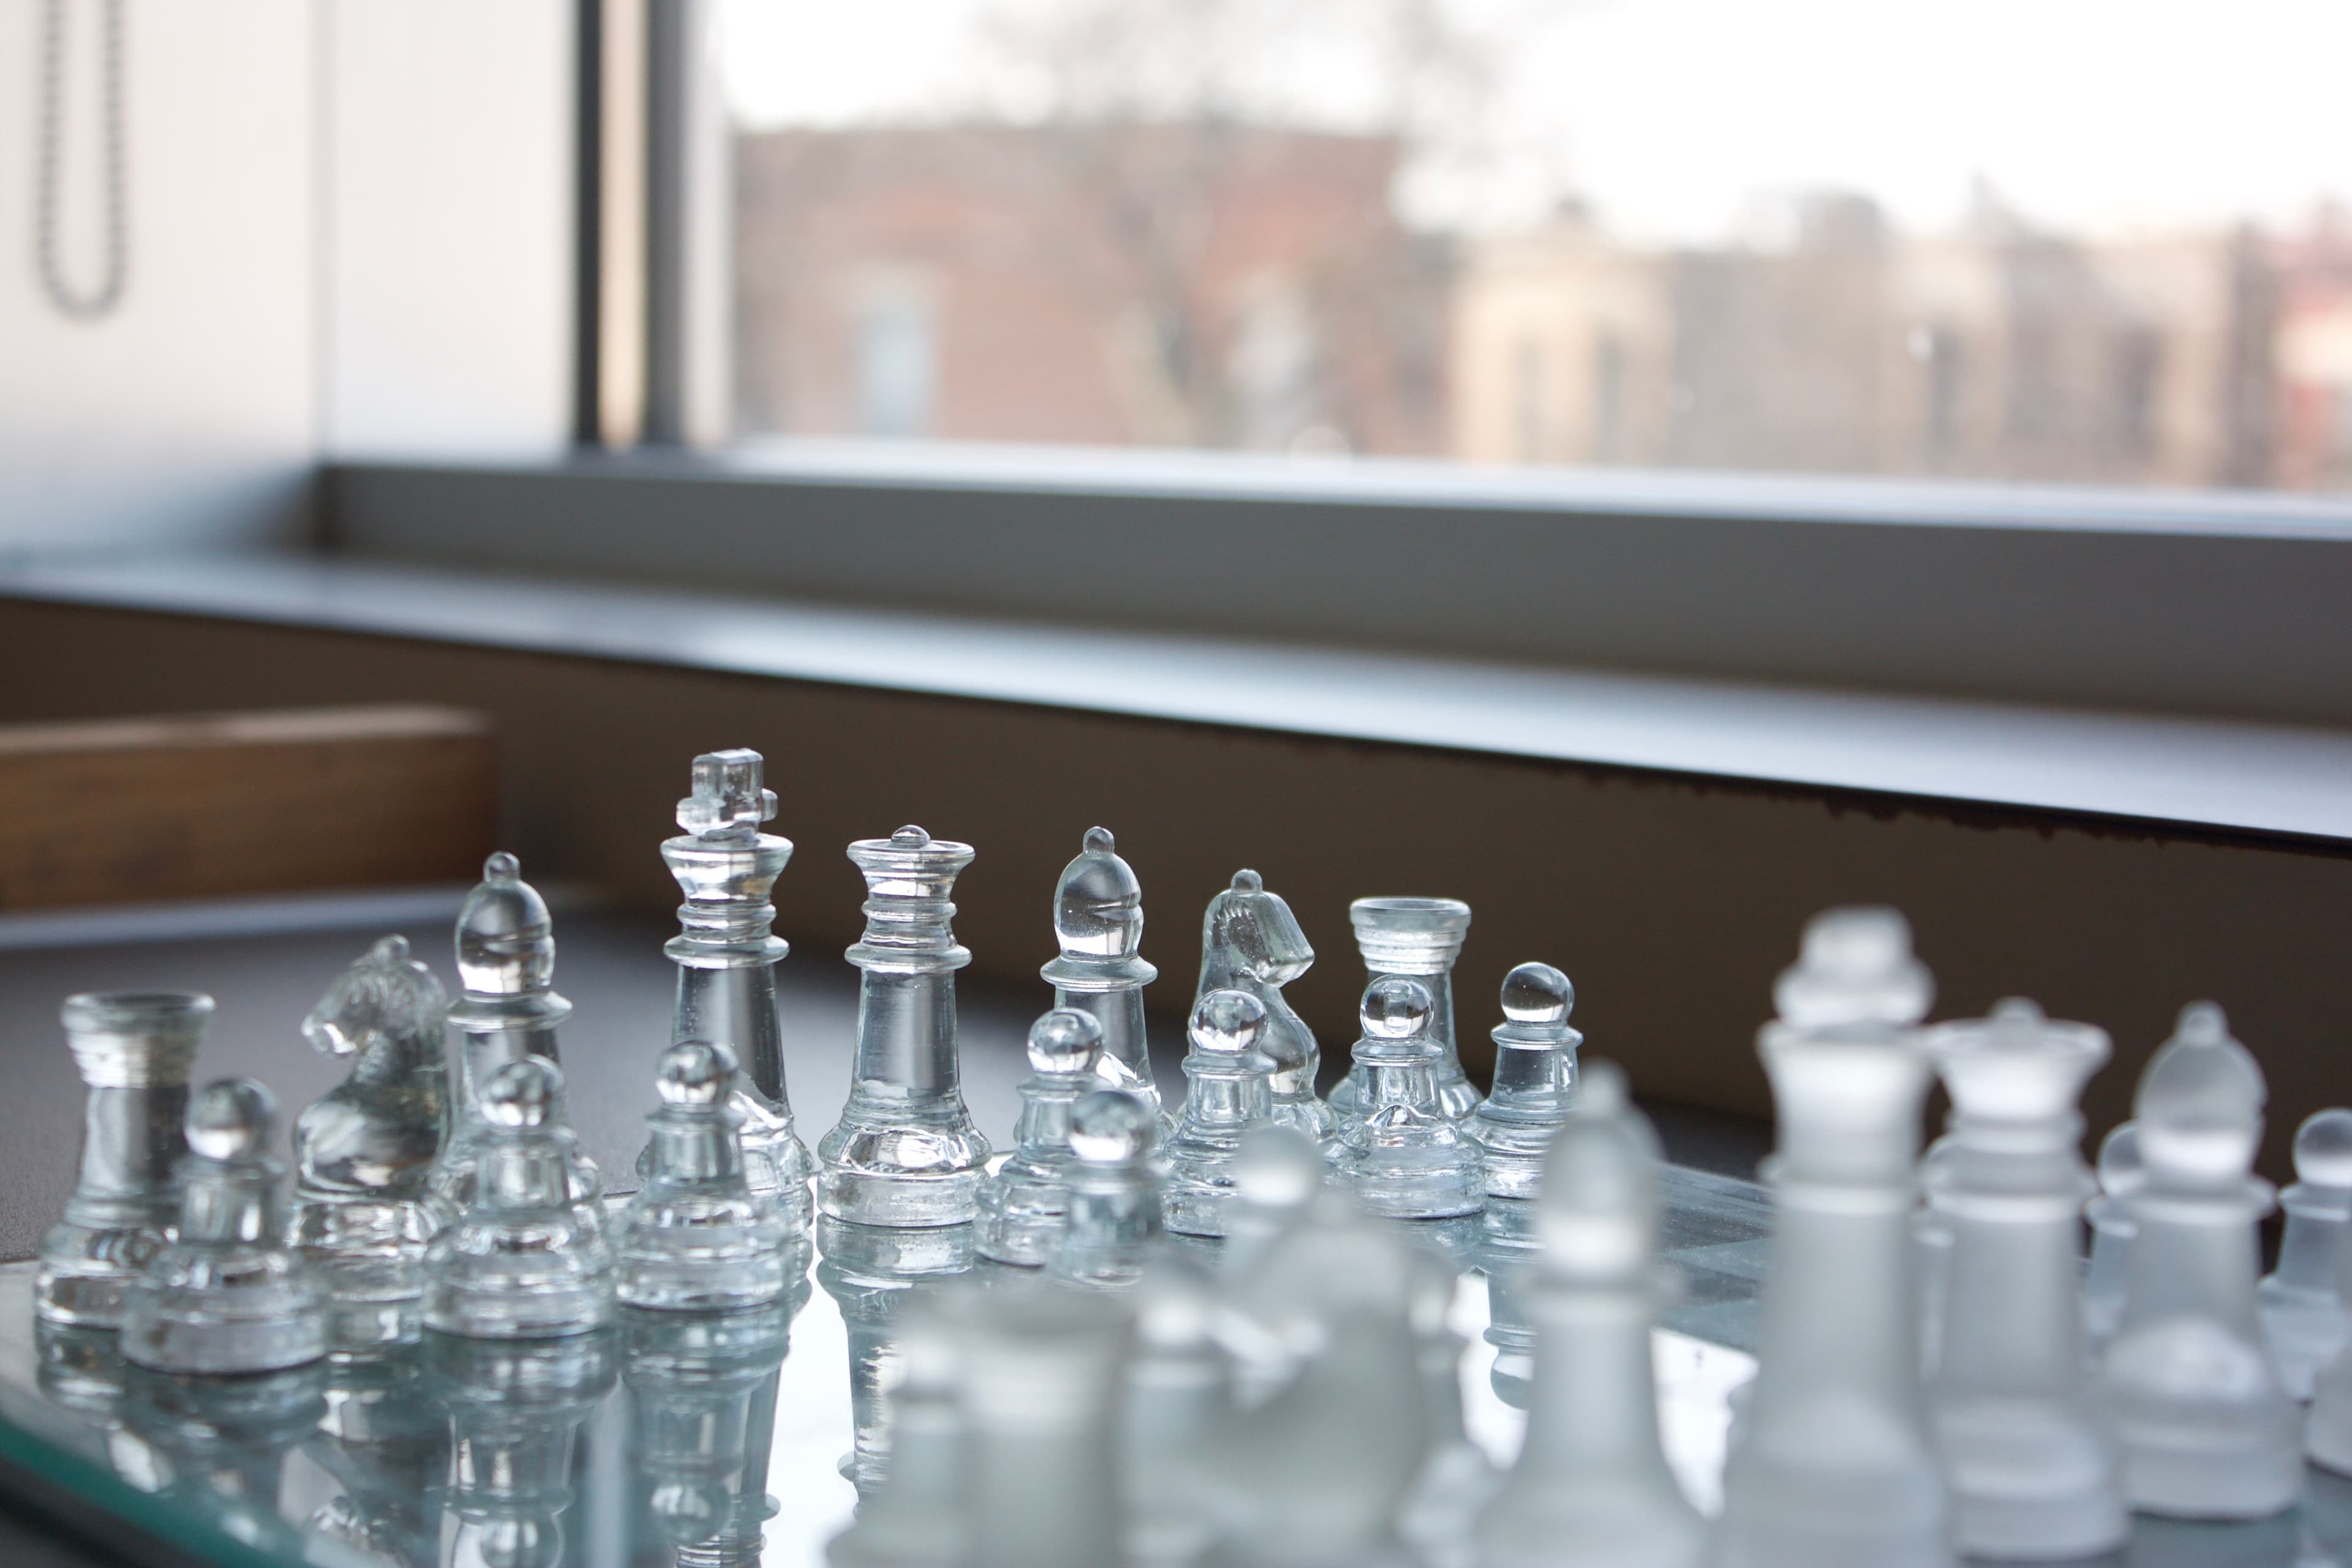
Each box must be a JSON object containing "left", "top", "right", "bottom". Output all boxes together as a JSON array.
[
  {"left": 819, "top": 825, "right": 992, "bottom": 1227},
  {"left": 428, "top": 1329, "right": 616, "bottom": 1568},
  {"left": 2260, "top": 1107, "right": 2352, "bottom": 1401},
  {"left": 38, "top": 989, "right": 208, "bottom": 1328},
  {"left": 612, "top": 1040, "right": 797, "bottom": 1310},
  {"left": 1043, "top": 826, "right": 1161, "bottom": 1123},
  {"left": 1325, "top": 978, "right": 1485, "bottom": 1221},
  {"left": 290, "top": 934, "right": 451, "bottom": 1348},
  {"left": 434, "top": 852, "right": 602, "bottom": 1223},
  {"left": 123, "top": 1077, "right": 328, "bottom": 1375},
  {"left": 2082, "top": 1121, "right": 2142, "bottom": 1351},
  {"left": 1335, "top": 897, "right": 1478, "bottom": 1122},
  {"left": 816, "top": 1216, "right": 976, "bottom": 1493},
  {"left": 1197, "top": 868, "right": 1332, "bottom": 1140},
  {"left": 1049, "top": 1089, "right": 1164, "bottom": 1290},
  {"left": 1467, "top": 962, "right": 1581, "bottom": 1200},
  {"left": 1162, "top": 989, "right": 1278, "bottom": 1237},
  {"left": 423, "top": 1056, "right": 614, "bottom": 1339},
  {"left": 622, "top": 1302, "right": 793, "bottom": 1566},
  {"left": 976, "top": 1008, "right": 1104, "bottom": 1266},
  {"left": 662, "top": 748, "right": 815, "bottom": 1231}
]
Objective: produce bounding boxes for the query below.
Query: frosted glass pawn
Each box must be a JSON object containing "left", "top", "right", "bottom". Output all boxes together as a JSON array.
[
  {"left": 2101, "top": 1002, "right": 2299, "bottom": 1517},
  {"left": 662, "top": 750, "right": 815, "bottom": 1232},
  {"left": 1165, "top": 990, "right": 1280, "bottom": 1236},
  {"left": 1125, "top": 1258, "right": 1232, "bottom": 1568},
  {"left": 2261, "top": 1108, "right": 2352, "bottom": 1401},
  {"left": 1044, "top": 826, "right": 1162, "bottom": 1123},
  {"left": 2081, "top": 1122, "right": 2143, "bottom": 1352},
  {"left": 123, "top": 1077, "right": 328, "bottom": 1373},
  {"left": 1925, "top": 998, "right": 2127, "bottom": 1559},
  {"left": 1049, "top": 1089, "right": 1164, "bottom": 1290},
  {"left": 1468, "top": 963, "right": 1581, "bottom": 1199},
  {"left": 614, "top": 1041, "right": 797, "bottom": 1310},
  {"left": 819, "top": 826, "right": 992, "bottom": 1226},
  {"left": 1199, "top": 869, "right": 1335, "bottom": 1141},
  {"left": 1706, "top": 906, "right": 1947, "bottom": 1568},
  {"left": 1221, "top": 1124, "right": 1327, "bottom": 1284},
  {"left": 1325, "top": 978, "right": 1484, "bottom": 1220},
  {"left": 976, "top": 1009, "right": 1106, "bottom": 1265},
  {"left": 423, "top": 1057, "right": 614, "bottom": 1338},
  {"left": 827, "top": 1306, "right": 966, "bottom": 1567},
  {"left": 1400, "top": 1243, "right": 1497, "bottom": 1568},
  {"left": 1335, "top": 897, "right": 1478, "bottom": 1122},
  {"left": 1475, "top": 1063, "right": 1703, "bottom": 1568}
]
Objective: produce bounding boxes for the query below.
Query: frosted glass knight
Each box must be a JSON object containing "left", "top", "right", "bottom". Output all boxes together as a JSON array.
[
  {"left": 1198, "top": 869, "right": 1333, "bottom": 1140},
  {"left": 1045, "top": 826, "right": 1162, "bottom": 1121}
]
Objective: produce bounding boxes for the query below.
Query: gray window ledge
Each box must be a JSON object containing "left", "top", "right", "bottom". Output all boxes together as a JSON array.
[{"left": 6, "top": 550, "right": 2350, "bottom": 846}]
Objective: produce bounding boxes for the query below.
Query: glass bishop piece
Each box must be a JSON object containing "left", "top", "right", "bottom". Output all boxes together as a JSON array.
[
  {"left": 1163, "top": 989, "right": 1278, "bottom": 1237},
  {"left": 976, "top": 1008, "right": 1104, "bottom": 1266},
  {"left": 1049, "top": 1089, "right": 1164, "bottom": 1290},
  {"left": 290, "top": 935, "right": 451, "bottom": 1348},
  {"left": 123, "top": 1077, "right": 329, "bottom": 1374},
  {"left": 663, "top": 749, "right": 815, "bottom": 1232},
  {"left": 423, "top": 1057, "right": 614, "bottom": 1339},
  {"left": 1335, "top": 897, "right": 1478, "bottom": 1122},
  {"left": 1198, "top": 868, "right": 1332, "bottom": 1140},
  {"left": 2260, "top": 1107, "right": 2352, "bottom": 1401},
  {"left": 820, "top": 825, "right": 991, "bottom": 1227},
  {"left": 1044, "top": 826, "right": 1161, "bottom": 1121},
  {"left": 1325, "top": 978, "right": 1484, "bottom": 1221},
  {"left": 614, "top": 1041, "right": 798, "bottom": 1310},
  {"left": 1468, "top": 963, "right": 1581, "bottom": 1200},
  {"left": 39, "top": 989, "right": 208, "bottom": 1327}
]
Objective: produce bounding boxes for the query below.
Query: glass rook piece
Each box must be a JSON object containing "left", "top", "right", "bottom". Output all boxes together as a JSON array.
[{"left": 1336, "top": 897, "right": 1478, "bottom": 1123}]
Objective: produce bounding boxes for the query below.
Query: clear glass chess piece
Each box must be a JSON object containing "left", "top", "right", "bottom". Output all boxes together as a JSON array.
[
  {"left": 122, "top": 1077, "right": 330, "bottom": 1374},
  {"left": 1049, "top": 1088, "right": 1166, "bottom": 1290},
  {"left": 1124, "top": 1257, "right": 1232, "bottom": 1568},
  {"left": 434, "top": 853, "right": 603, "bottom": 1225},
  {"left": 1199, "top": 869, "right": 1333, "bottom": 1142},
  {"left": 290, "top": 935, "right": 452, "bottom": 1349},
  {"left": 302, "top": 1345, "right": 450, "bottom": 1568},
  {"left": 2260, "top": 1107, "right": 2352, "bottom": 1401},
  {"left": 976, "top": 1008, "right": 1104, "bottom": 1266},
  {"left": 38, "top": 989, "right": 207, "bottom": 1328},
  {"left": 1475, "top": 1062, "right": 1705, "bottom": 1568},
  {"left": 121, "top": 1357, "right": 329, "bottom": 1558},
  {"left": 620, "top": 1300, "right": 793, "bottom": 1567},
  {"left": 1333, "top": 897, "right": 1479, "bottom": 1123},
  {"left": 1924, "top": 998, "right": 2128, "bottom": 1559},
  {"left": 1044, "top": 826, "right": 1162, "bottom": 1123},
  {"left": 662, "top": 750, "right": 816, "bottom": 1234},
  {"left": 426, "top": 1328, "right": 616, "bottom": 1568},
  {"left": 1325, "top": 978, "right": 1485, "bottom": 1221},
  {"left": 2102, "top": 1002, "right": 2300, "bottom": 1517},
  {"left": 1705, "top": 907, "right": 1948, "bottom": 1568},
  {"left": 818, "top": 826, "right": 992, "bottom": 1227},
  {"left": 1467, "top": 963, "right": 1581, "bottom": 1200},
  {"left": 815, "top": 1215, "right": 976, "bottom": 1493},
  {"left": 1164, "top": 990, "right": 1279, "bottom": 1237},
  {"left": 2081, "top": 1121, "right": 2142, "bottom": 1352},
  {"left": 423, "top": 1057, "right": 615, "bottom": 1339},
  {"left": 828, "top": 1301, "right": 967, "bottom": 1567},
  {"left": 614, "top": 1041, "right": 799, "bottom": 1310},
  {"left": 1475, "top": 1197, "right": 1542, "bottom": 1409}
]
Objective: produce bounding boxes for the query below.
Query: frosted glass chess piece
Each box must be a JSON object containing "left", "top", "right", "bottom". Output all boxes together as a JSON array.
[
  {"left": 1912, "top": 1136, "right": 1960, "bottom": 1381},
  {"left": 1924, "top": 998, "right": 2127, "bottom": 1559},
  {"left": 828, "top": 1303, "right": 967, "bottom": 1568},
  {"left": 1125, "top": 1257, "right": 1233, "bottom": 1568},
  {"left": 662, "top": 751, "right": 816, "bottom": 1232},
  {"left": 1468, "top": 963, "right": 1581, "bottom": 1200},
  {"left": 621, "top": 1301, "right": 793, "bottom": 1566},
  {"left": 2101, "top": 1001, "right": 2300, "bottom": 1517},
  {"left": 816, "top": 1215, "right": 976, "bottom": 1492},
  {"left": 2081, "top": 1121, "right": 2143, "bottom": 1352},
  {"left": 976, "top": 1009, "right": 1104, "bottom": 1266},
  {"left": 2261, "top": 1107, "right": 2352, "bottom": 1401},
  {"left": 1705, "top": 907, "right": 1948, "bottom": 1568},
  {"left": 290, "top": 935, "right": 451, "bottom": 1348},
  {"left": 613, "top": 1041, "right": 798, "bottom": 1310},
  {"left": 1400, "top": 1244, "right": 1496, "bottom": 1568},
  {"left": 819, "top": 826, "right": 992, "bottom": 1226},
  {"left": 1050, "top": 1088, "right": 1166, "bottom": 1289},
  {"left": 423, "top": 1057, "right": 614, "bottom": 1338},
  {"left": 1221, "top": 1123, "right": 1327, "bottom": 1285},
  {"left": 1199, "top": 869, "right": 1334, "bottom": 1140},
  {"left": 1474, "top": 1062, "right": 1704, "bottom": 1568},
  {"left": 303, "top": 1346, "right": 450, "bottom": 1568},
  {"left": 123, "top": 1077, "right": 329, "bottom": 1374},
  {"left": 38, "top": 989, "right": 207, "bottom": 1327},
  {"left": 435, "top": 852, "right": 603, "bottom": 1224},
  {"left": 1335, "top": 897, "right": 1478, "bottom": 1123},
  {"left": 1325, "top": 978, "right": 1485, "bottom": 1221},
  {"left": 121, "top": 1357, "right": 328, "bottom": 1558},
  {"left": 1044, "top": 826, "right": 1162, "bottom": 1122},
  {"left": 427, "top": 1329, "right": 616, "bottom": 1568},
  {"left": 1164, "top": 990, "right": 1280, "bottom": 1236}
]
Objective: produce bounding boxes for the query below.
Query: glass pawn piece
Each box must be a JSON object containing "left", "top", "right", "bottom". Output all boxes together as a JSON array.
[
  {"left": 426, "top": 1330, "right": 616, "bottom": 1568},
  {"left": 38, "top": 989, "right": 208, "bottom": 1328},
  {"left": 123, "top": 1077, "right": 329, "bottom": 1374},
  {"left": 614, "top": 1041, "right": 797, "bottom": 1310},
  {"left": 1049, "top": 1089, "right": 1164, "bottom": 1290},
  {"left": 1924, "top": 998, "right": 2127, "bottom": 1559},
  {"left": 816, "top": 1215, "right": 976, "bottom": 1493},
  {"left": 820, "top": 826, "right": 992, "bottom": 1226},
  {"left": 1325, "top": 978, "right": 1485, "bottom": 1221},
  {"left": 976, "top": 1008, "right": 1104, "bottom": 1266},
  {"left": 1044, "top": 826, "right": 1162, "bottom": 1122},
  {"left": 1468, "top": 963, "right": 1582, "bottom": 1200},
  {"left": 1335, "top": 897, "right": 1478, "bottom": 1123},
  {"left": 435, "top": 852, "right": 603, "bottom": 1224},
  {"left": 2100, "top": 1003, "right": 2299, "bottom": 1512},
  {"left": 829, "top": 1305, "right": 967, "bottom": 1567},
  {"left": 1164, "top": 990, "right": 1279, "bottom": 1236},
  {"left": 663, "top": 750, "right": 815, "bottom": 1232},
  {"left": 1476, "top": 1063, "right": 1704, "bottom": 1568},
  {"left": 423, "top": 1057, "right": 615, "bottom": 1339},
  {"left": 621, "top": 1302, "right": 793, "bottom": 1566},
  {"left": 2081, "top": 1121, "right": 2142, "bottom": 1352},
  {"left": 1707, "top": 906, "right": 1947, "bottom": 1568},
  {"left": 2260, "top": 1108, "right": 2352, "bottom": 1401},
  {"left": 290, "top": 934, "right": 452, "bottom": 1349}
]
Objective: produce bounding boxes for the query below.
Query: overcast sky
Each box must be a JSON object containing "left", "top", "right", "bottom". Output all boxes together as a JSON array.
[{"left": 718, "top": 0, "right": 2352, "bottom": 244}]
